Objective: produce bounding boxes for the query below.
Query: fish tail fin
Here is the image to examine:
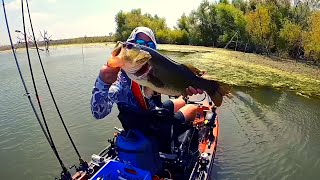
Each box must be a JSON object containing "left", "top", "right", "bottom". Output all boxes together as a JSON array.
[{"left": 206, "top": 80, "right": 230, "bottom": 107}]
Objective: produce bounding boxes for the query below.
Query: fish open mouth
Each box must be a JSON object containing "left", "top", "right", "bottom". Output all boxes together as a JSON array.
[
  {"left": 134, "top": 63, "right": 151, "bottom": 77},
  {"left": 111, "top": 42, "right": 122, "bottom": 56}
]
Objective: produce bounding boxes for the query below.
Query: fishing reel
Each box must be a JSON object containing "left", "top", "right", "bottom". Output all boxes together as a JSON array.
[
  {"left": 56, "top": 159, "right": 90, "bottom": 180},
  {"left": 193, "top": 106, "right": 216, "bottom": 126},
  {"left": 150, "top": 106, "right": 171, "bottom": 117}
]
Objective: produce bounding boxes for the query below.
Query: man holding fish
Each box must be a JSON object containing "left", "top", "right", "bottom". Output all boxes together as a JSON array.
[{"left": 90, "top": 27, "right": 228, "bottom": 151}]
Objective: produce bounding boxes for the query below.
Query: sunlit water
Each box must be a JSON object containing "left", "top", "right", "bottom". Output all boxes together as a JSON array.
[{"left": 0, "top": 46, "right": 319, "bottom": 180}]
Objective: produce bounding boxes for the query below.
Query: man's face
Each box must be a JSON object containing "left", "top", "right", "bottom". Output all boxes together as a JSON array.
[
  {"left": 132, "top": 32, "right": 156, "bottom": 50},
  {"left": 135, "top": 32, "right": 152, "bottom": 42}
]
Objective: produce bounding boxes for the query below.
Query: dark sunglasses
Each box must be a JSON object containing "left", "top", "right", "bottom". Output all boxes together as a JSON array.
[{"left": 135, "top": 39, "right": 156, "bottom": 49}]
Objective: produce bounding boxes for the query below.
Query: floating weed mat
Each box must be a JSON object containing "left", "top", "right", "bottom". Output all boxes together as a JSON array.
[{"left": 163, "top": 47, "right": 320, "bottom": 98}]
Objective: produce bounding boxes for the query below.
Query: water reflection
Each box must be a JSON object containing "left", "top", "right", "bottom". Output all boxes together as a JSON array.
[
  {"left": 213, "top": 87, "right": 320, "bottom": 180},
  {"left": 236, "top": 86, "right": 283, "bottom": 107}
]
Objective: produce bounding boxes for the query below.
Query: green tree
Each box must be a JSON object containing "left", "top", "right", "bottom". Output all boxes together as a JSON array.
[
  {"left": 177, "top": 13, "right": 190, "bottom": 32},
  {"left": 114, "top": 8, "right": 169, "bottom": 41},
  {"left": 264, "top": 2, "right": 281, "bottom": 52},
  {"left": 114, "top": 11, "right": 127, "bottom": 41},
  {"left": 246, "top": 5, "right": 272, "bottom": 52},
  {"left": 279, "top": 19, "right": 303, "bottom": 56},
  {"left": 248, "top": 0, "right": 259, "bottom": 11},
  {"left": 289, "top": 2, "right": 311, "bottom": 29},
  {"left": 216, "top": 3, "right": 247, "bottom": 44},
  {"left": 232, "top": 0, "right": 248, "bottom": 13},
  {"left": 303, "top": 11, "right": 320, "bottom": 62},
  {"left": 187, "top": 1, "right": 221, "bottom": 46},
  {"left": 169, "top": 29, "right": 189, "bottom": 44},
  {"left": 220, "top": 0, "right": 229, "bottom": 4},
  {"left": 156, "top": 29, "right": 170, "bottom": 44},
  {"left": 113, "top": 1, "right": 318, "bottom": 60}
]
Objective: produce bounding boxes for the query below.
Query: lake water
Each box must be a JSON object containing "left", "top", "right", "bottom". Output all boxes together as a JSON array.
[{"left": 0, "top": 46, "right": 319, "bottom": 180}]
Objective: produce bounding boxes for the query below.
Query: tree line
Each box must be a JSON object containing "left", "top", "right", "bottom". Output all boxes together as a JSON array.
[
  {"left": 50, "top": 36, "right": 113, "bottom": 45},
  {"left": 114, "top": 0, "right": 320, "bottom": 63},
  {"left": 0, "top": 36, "right": 113, "bottom": 51}
]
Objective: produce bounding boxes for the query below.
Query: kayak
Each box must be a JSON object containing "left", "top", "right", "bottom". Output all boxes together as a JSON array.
[{"left": 71, "top": 94, "right": 219, "bottom": 180}]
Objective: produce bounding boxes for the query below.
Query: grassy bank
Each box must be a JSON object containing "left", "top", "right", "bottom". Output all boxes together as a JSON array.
[{"left": 158, "top": 44, "right": 320, "bottom": 98}]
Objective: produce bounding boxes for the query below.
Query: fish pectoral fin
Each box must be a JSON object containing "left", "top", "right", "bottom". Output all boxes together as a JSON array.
[
  {"left": 207, "top": 80, "right": 231, "bottom": 107},
  {"left": 142, "top": 86, "right": 154, "bottom": 99},
  {"left": 107, "top": 56, "right": 124, "bottom": 68},
  {"left": 182, "top": 64, "right": 205, "bottom": 76},
  {"left": 148, "top": 74, "right": 164, "bottom": 88}
]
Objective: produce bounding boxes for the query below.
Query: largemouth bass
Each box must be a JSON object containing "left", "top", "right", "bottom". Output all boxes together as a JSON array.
[{"left": 108, "top": 41, "right": 229, "bottom": 106}]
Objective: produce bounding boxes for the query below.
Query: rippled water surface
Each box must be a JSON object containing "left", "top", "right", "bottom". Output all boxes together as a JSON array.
[{"left": 0, "top": 46, "right": 319, "bottom": 180}]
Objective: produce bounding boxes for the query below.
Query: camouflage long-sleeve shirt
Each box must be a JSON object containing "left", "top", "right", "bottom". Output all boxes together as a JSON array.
[{"left": 90, "top": 70, "right": 158, "bottom": 119}]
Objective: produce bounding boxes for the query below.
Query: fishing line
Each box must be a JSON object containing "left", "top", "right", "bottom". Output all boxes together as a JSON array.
[
  {"left": 20, "top": 0, "right": 69, "bottom": 173},
  {"left": 1, "top": 0, "right": 69, "bottom": 174},
  {"left": 1, "top": 0, "right": 51, "bottom": 145},
  {"left": 25, "top": 0, "right": 85, "bottom": 164}
]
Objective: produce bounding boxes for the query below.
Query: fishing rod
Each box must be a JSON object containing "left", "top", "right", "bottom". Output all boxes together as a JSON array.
[
  {"left": 1, "top": 0, "right": 71, "bottom": 179},
  {"left": 24, "top": 0, "right": 88, "bottom": 170},
  {"left": 20, "top": 0, "right": 73, "bottom": 179}
]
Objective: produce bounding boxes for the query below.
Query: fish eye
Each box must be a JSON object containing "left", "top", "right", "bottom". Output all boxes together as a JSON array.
[{"left": 126, "top": 43, "right": 134, "bottom": 49}]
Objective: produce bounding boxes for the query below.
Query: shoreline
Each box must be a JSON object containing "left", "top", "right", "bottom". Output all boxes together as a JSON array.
[
  {"left": 1, "top": 43, "right": 319, "bottom": 98},
  {"left": 0, "top": 42, "right": 113, "bottom": 53}
]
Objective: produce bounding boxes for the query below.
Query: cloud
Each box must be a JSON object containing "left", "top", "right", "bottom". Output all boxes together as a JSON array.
[
  {"left": 48, "top": 13, "right": 115, "bottom": 40},
  {"left": 31, "top": 12, "right": 52, "bottom": 22},
  {"left": 118, "top": 0, "right": 202, "bottom": 28},
  {"left": 6, "top": 0, "right": 20, "bottom": 11},
  {"left": 5, "top": 0, "right": 37, "bottom": 11},
  {"left": 1, "top": 0, "right": 205, "bottom": 45}
]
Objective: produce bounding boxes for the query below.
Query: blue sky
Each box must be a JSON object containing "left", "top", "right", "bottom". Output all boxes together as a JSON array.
[{"left": 0, "top": 0, "right": 206, "bottom": 45}]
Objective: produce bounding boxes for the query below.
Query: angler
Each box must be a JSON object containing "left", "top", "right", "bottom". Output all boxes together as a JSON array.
[{"left": 86, "top": 27, "right": 225, "bottom": 180}]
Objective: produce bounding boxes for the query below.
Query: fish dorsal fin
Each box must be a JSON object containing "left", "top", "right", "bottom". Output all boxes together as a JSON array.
[{"left": 182, "top": 63, "right": 205, "bottom": 77}]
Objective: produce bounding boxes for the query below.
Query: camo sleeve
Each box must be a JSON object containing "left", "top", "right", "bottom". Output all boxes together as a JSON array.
[{"left": 90, "top": 75, "right": 122, "bottom": 119}]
